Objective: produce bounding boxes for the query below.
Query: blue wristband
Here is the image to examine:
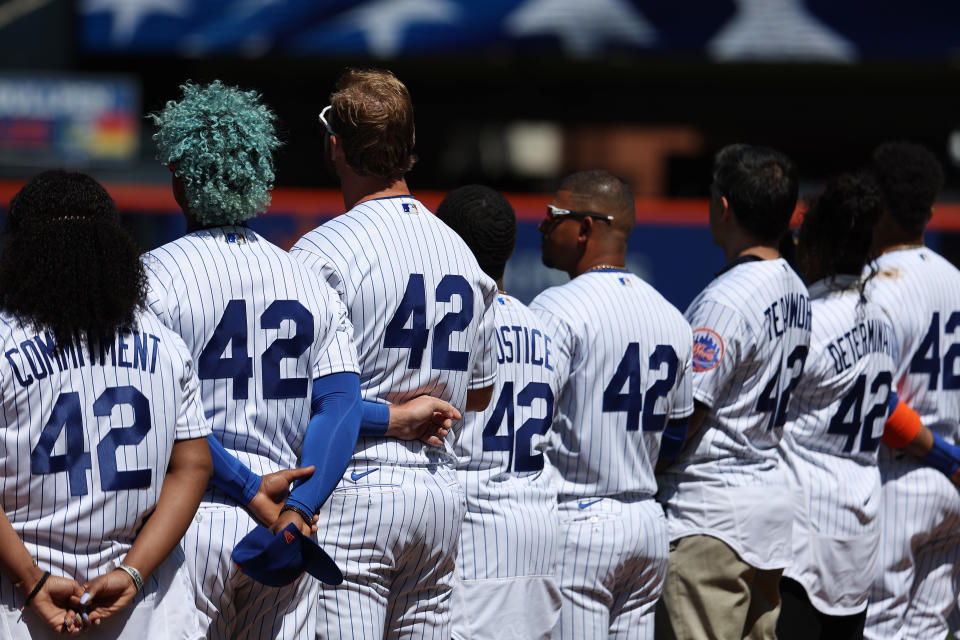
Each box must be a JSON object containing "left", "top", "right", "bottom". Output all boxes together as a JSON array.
[
  {"left": 359, "top": 401, "right": 390, "bottom": 437},
  {"left": 921, "top": 432, "right": 960, "bottom": 477}
]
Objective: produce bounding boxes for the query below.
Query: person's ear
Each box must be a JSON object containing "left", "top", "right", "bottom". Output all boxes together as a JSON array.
[{"left": 720, "top": 196, "right": 733, "bottom": 222}]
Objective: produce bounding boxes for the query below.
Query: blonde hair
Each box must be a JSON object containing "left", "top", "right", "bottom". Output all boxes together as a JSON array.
[{"left": 328, "top": 68, "right": 416, "bottom": 180}]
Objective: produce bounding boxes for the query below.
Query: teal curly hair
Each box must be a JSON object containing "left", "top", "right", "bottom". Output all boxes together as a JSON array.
[{"left": 150, "top": 81, "right": 281, "bottom": 225}]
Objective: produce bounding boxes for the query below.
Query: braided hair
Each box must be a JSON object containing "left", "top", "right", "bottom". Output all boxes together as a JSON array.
[
  {"left": 0, "top": 170, "right": 147, "bottom": 351},
  {"left": 436, "top": 185, "right": 516, "bottom": 282},
  {"left": 797, "top": 171, "right": 883, "bottom": 285}
]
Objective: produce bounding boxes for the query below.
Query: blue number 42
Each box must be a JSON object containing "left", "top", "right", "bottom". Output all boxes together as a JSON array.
[{"left": 31, "top": 386, "right": 153, "bottom": 496}]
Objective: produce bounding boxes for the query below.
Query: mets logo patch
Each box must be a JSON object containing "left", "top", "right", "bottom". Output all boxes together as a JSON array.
[{"left": 692, "top": 328, "right": 724, "bottom": 372}]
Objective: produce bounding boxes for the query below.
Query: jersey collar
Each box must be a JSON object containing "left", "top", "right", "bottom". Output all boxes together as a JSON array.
[
  {"left": 186, "top": 220, "right": 250, "bottom": 234},
  {"left": 807, "top": 274, "right": 861, "bottom": 299},
  {"left": 714, "top": 253, "right": 764, "bottom": 278}
]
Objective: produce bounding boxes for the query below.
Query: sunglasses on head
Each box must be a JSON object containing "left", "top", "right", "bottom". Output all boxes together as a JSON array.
[
  {"left": 318, "top": 105, "right": 337, "bottom": 136},
  {"left": 545, "top": 204, "right": 614, "bottom": 223}
]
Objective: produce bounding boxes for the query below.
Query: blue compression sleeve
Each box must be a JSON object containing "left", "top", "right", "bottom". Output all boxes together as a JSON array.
[
  {"left": 359, "top": 401, "right": 390, "bottom": 437},
  {"left": 888, "top": 391, "right": 899, "bottom": 415},
  {"left": 921, "top": 432, "right": 960, "bottom": 477},
  {"left": 286, "top": 372, "right": 362, "bottom": 515},
  {"left": 658, "top": 418, "right": 689, "bottom": 462},
  {"left": 207, "top": 434, "right": 261, "bottom": 505}
]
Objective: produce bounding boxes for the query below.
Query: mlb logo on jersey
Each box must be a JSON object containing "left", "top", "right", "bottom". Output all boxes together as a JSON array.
[
  {"left": 226, "top": 232, "right": 247, "bottom": 245},
  {"left": 401, "top": 202, "right": 419, "bottom": 215},
  {"left": 692, "top": 328, "right": 724, "bottom": 372}
]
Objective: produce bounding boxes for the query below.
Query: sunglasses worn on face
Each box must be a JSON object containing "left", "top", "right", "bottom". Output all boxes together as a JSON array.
[
  {"left": 318, "top": 105, "right": 337, "bottom": 136},
  {"left": 545, "top": 204, "right": 614, "bottom": 223}
]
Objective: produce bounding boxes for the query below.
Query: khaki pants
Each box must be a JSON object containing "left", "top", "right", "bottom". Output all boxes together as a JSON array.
[{"left": 655, "top": 535, "right": 782, "bottom": 640}]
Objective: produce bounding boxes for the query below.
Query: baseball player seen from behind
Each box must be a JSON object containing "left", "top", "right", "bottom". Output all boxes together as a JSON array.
[
  {"left": 145, "top": 81, "right": 459, "bottom": 640},
  {"left": 864, "top": 142, "right": 960, "bottom": 640},
  {"left": 291, "top": 68, "right": 499, "bottom": 639},
  {"left": 436, "top": 185, "right": 572, "bottom": 640},
  {"left": 144, "top": 80, "right": 365, "bottom": 640},
  {"left": 0, "top": 170, "right": 213, "bottom": 639},
  {"left": 775, "top": 172, "right": 895, "bottom": 639},
  {"left": 655, "top": 144, "right": 811, "bottom": 640},
  {"left": 530, "top": 170, "right": 694, "bottom": 640}
]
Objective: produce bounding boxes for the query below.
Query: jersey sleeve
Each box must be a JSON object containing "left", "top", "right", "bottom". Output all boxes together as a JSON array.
[
  {"left": 670, "top": 340, "right": 695, "bottom": 419},
  {"left": 468, "top": 288, "right": 499, "bottom": 390},
  {"left": 683, "top": 299, "right": 747, "bottom": 409},
  {"left": 174, "top": 340, "right": 212, "bottom": 441},
  {"left": 141, "top": 253, "right": 178, "bottom": 330},
  {"left": 290, "top": 236, "right": 348, "bottom": 300},
  {"left": 313, "top": 286, "right": 361, "bottom": 379}
]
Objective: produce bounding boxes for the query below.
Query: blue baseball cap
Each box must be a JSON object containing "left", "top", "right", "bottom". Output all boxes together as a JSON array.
[{"left": 232, "top": 523, "right": 343, "bottom": 587}]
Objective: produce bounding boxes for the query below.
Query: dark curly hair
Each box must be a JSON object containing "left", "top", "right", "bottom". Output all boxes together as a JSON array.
[
  {"left": 0, "top": 170, "right": 147, "bottom": 352},
  {"left": 797, "top": 171, "right": 883, "bottom": 283},
  {"left": 712, "top": 144, "right": 798, "bottom": 242},
  {"left": 436, "top": 185, "right": 516, "bottom": 282},
  {"left": 871, "top": 141, "right": 944, "bottom": 235}
]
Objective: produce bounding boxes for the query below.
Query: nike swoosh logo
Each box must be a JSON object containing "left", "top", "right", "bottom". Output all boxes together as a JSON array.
[
  {"left": 578, "top": 498, "right": 602, "bottom": 509},
  {"left": 350, "top": 468, "right": 379, "bottom": 482}
]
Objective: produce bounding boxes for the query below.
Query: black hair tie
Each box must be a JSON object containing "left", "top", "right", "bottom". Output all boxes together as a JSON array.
[{"left": 21, "top": 570, "right": 51, "bottom": 611}]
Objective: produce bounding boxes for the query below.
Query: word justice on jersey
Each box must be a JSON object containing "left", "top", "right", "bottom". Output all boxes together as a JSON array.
[{"left": 495, "top": 321, "right": 555, "bottom": 370}]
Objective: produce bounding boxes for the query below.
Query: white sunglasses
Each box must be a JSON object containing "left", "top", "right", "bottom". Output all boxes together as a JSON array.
[
  {"left": 318, "top": 105, "right": 337, "bottom": 136},
  {"left": 545, "top": 204, "right": 614, "bottom": 222}
]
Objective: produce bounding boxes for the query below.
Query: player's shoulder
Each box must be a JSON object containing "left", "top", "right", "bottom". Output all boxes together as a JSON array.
[
  {"left": 493, "top": 293, "right": 544, "bottom": 327},
  {"left": 872, "top": 246, "right": 960, "bottom": 286},
  {"left": 0, "top": 311, "right": 23, "bottom": 347},
  {"left": 529, "top": 280, "right": 577, "bottom": 320},
  {"left": 294, "top": 197, "right": 408, "bottom": 248},
  {"left": 134, "top": 308, "right": 192, "bottom": 359},
  {"left": 696, "top": 258, "right": 806, "bottom": 314}
]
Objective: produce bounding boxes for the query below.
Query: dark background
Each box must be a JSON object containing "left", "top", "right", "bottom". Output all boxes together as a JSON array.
[{"left": 2, "top": 0, "right": 959, "bottom": 307}]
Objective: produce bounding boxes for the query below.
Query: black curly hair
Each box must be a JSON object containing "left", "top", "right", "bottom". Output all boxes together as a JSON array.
[
  {"left": 436, "top": 185, "right": 516, "bottom": 282},
  {"left": 797, "top": 171, "right": 883, "bottom": 283},
  {"left": 0, "top": 170, "right": 147, "bottom": 352},
  {"left": 871, "top": 142, "right": 944, "bottom": 235}
]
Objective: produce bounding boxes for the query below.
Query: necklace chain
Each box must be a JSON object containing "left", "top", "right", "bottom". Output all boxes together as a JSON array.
[{"left": 585, "top": 263, "right": 625, "bottom": 273}]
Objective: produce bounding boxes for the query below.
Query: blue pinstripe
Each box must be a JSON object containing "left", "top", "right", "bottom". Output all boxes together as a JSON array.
[
  {"left": 864, "top": 248, "right": 960, "bottom": 640},
  {"left": 530, "top": 270, "right": 693, "bottom": 639},
  {"left": 0, "top": 310, "right": 209, "bottom": 637},
  {"left": 292, "top": 197, "right": 498, "bottom": 639},
  {"left": 144, "top": 226, "right": 359, "bottom": 640},
  {"left": 780, "top": 276, "right": 896, "bottom": 616}
]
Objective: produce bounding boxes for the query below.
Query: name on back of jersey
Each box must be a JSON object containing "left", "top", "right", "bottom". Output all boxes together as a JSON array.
[
  {"left": 6, "top": 329, "right": 162, "bottom": 389},
  {"left": 495, "top": 323, "right": 553, "bottom": 371},
  {"left": 763, "top": 292, "right": 812, "bottom": 340},
  {"left": 826, "top": 319, "right": 894, "bottom": 375}
]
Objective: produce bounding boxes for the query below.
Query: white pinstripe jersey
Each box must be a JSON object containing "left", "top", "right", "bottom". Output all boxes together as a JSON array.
[
  {"left": 455, "top": 293, "right": 572, "bottom": 581},
  {"left": 780, "top": 277, "right": 896, "bottom": 613},
  {"left": 143, "top": 226, "right": 359, "bottom": 480},
  {"left": 658, "top": 257, "right": 811, "bottom": 569},
  {"left": 530, "top": 269, "right": 694, "bottom": 499},
  {"left": 866, "top": 247, "right": 960, "bottom": 445},
  {"left": 291, "top": 196, "right": 499, "bottom": 466},
  {"left": 0, "top": 310, "right": 209, "bottom": 583}
]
